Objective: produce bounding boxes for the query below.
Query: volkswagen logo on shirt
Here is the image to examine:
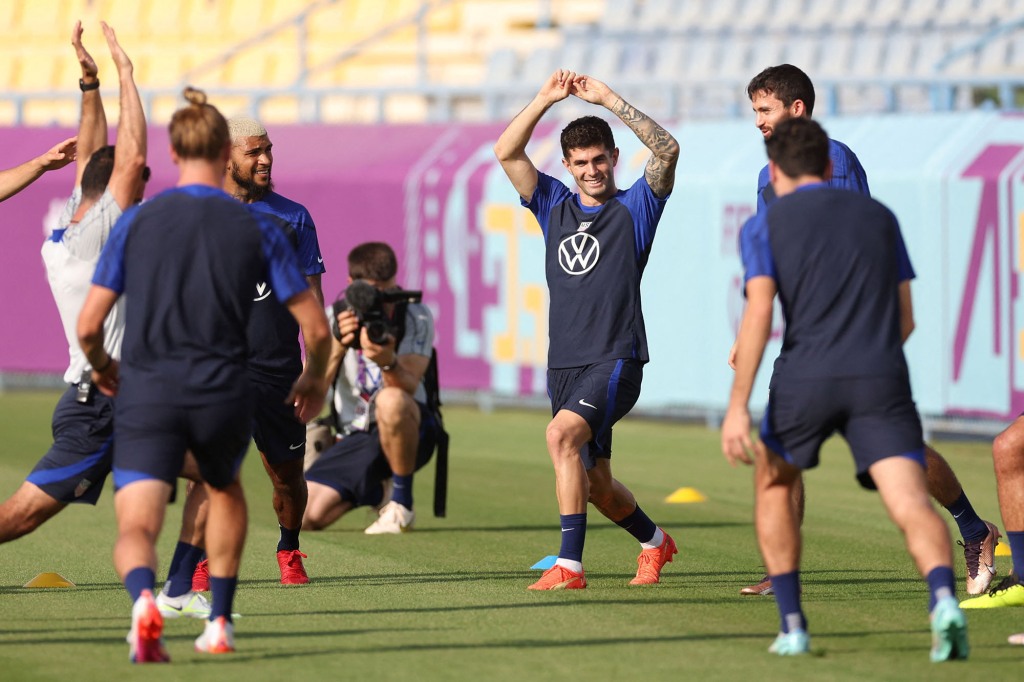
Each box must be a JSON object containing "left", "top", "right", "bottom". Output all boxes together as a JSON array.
[
  {"left": 558, "top": 232, "right": 600, "bottom": 275},
  {"left": 254, "top": 281, "right": 272, "bottom": 301}
]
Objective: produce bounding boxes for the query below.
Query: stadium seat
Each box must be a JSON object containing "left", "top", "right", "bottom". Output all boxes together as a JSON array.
[{"left": 901, "top": 0, "right": 943, "bottom": 30}]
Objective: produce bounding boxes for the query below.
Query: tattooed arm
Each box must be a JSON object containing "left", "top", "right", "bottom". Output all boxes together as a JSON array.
[{"left": 571, "top": 75, "right": 680, "bottom": 198}]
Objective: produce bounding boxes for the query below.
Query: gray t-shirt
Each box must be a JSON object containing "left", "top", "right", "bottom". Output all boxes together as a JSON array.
[{"left": 331, "top": 300, "right": 434, "bottom": 433}]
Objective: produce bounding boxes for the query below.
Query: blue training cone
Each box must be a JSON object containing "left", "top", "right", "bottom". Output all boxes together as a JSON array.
[{"left": 531, "top": 555, "right": 557, "bottom": 570}]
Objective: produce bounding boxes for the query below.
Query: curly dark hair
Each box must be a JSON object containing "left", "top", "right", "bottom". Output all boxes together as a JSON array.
[
  {"left": 747, "top": 64, "right": 816, "bottom": 117},
  {"left": 560, "top": 116, "right": 615, "bottom": 158}
]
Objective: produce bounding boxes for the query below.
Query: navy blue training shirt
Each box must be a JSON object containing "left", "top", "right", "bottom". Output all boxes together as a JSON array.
[
  {"left": 246, "top": 192, "right": 325, "bottom": 381},
  {"left": 740, "top": 184, "right": 912, "bottom": 380},
  {"left": 92, "top": 185, "right": 310, "bottom": 406},
  {"left": 525, "top": 172, "right": 668, "bottom": 369}
]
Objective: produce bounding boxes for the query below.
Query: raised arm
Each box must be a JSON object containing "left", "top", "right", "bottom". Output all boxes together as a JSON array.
[
  {"left": 570, "top": 75, "right": 680, "bottom": 198},
  {"left": 493, "top": 69, "right": 576, "bottom": 201},
  {"left": 72, "top": 20, "right": 107, "bottom": 189},
  {"left": 102, "top": 22, "right": 146, "bottom": 210},
  {"left": 0, "top": 138, "right": 77, "bottom": 202}
]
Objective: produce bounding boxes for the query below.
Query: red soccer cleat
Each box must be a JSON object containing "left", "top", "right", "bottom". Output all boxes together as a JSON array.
[
  {"left": 192, "top": 558, "right": 209, "bottom": 592},
  {"left": 527, "top": 564, "right": 587, "bottom": 590},
  {"left": 277, "top": 549, "right": 309, "bottom": 585},
  {"left": 630, "top": 532, "right": 678, "bottom": 585}
]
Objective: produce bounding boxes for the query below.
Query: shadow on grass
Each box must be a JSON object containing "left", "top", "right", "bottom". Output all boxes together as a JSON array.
[{"left": 311, "top": 521, "right": 749, "bottom": 535}]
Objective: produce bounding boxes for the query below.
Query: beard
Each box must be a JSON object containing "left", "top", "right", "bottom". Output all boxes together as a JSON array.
[{"left": 230, "top": 166, "right": 273, "bottom": 202}]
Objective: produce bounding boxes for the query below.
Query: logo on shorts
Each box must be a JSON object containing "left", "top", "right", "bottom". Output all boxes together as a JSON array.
[
  {"left": 73, "top": 478, "right": 92, "bottom": 498},
  {"left": 578, "top": 398, "right": 597, "bottom": 410},
  {"left": 254, "top": 281, "right": 272, "bottom": 301},
  {"left": 288, "top": 442, "right": 304, "bottom": 450},
  {"left": 558, "top": 233, "right": 599, "bottom": 275}
]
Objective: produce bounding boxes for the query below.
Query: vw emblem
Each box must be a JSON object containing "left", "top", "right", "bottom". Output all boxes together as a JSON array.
[{"left": 558, "top": 232, "right": 600, "bottom": 275}]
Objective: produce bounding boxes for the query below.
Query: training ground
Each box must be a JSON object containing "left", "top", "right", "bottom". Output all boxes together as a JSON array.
[{"left": 0, "top": 390, "right": 1021, "bottom": 681}]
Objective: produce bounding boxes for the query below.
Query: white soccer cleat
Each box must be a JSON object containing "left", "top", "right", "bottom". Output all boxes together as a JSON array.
[
  {"left": 156, "top": 587, "right": 212, "bottom": 619},
  {"left": 364, "top": 500, "right": 414, "bottom": 535},
  {"left": 195, "top": 616, "right": 235, "bottom": 654}
]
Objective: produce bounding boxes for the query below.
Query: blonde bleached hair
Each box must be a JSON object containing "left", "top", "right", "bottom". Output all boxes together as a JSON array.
[
  {"left": 168, "top": 87, "right": 229, "bottom": 161},
  {"left": 227, "top": 116, "right": 268, "bottom": 142}
]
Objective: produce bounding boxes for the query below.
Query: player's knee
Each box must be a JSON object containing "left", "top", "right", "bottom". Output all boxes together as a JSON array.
[
  {"left": 545, "top": 421, "right": 581, "bottom": 458},
  {"left": 374, "top": 387, "right": 416, "bottom": 423},
  {"left": 993, "top": 424, "right": 1024, "bottom": 473}
]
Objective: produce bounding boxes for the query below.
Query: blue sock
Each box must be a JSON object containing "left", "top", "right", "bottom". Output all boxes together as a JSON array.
[
  {"left": 391, "top": 473, "right": 413, "bottom": 509},
  {"left": 209, "top": 576, "right": 238, "bottom": 623},
  {"left": 614, "top": 505, "right": 657, "bottom": 544},
  {"left": 944, "top": 491, "right": 988, "bottom": 541},
  {"left": 165, "top": 541, "right": 205, "bottom": 597},
  {"left": 124, "top": 567, "right": 155, "bottom": 603},
  {"left": 769, "top": 571, "right": 806, "bottom": 633},
  {"left": 926, "top": 565, "right": 956, "bottom": 611},
  {"left": 277, "top": 525, "right": 301, "bottom": 552},
  {"left": 558, "top": 513, "right": 588, "bottom": 562},
  {"left": 1007, "top": 531, "right": 1024, "bottom": 576}
]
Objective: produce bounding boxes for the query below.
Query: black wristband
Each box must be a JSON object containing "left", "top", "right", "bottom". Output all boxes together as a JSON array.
[
  {"left": 93, "top": 354, "right": 112, "bottom": 373},
  {"left": 79, "top": 78, "right": 100, "bottom": 92}
]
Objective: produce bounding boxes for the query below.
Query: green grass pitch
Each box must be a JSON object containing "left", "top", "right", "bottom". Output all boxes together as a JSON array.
[{"left": 0, "top": 390, "right": 1021, "bottom": 680}]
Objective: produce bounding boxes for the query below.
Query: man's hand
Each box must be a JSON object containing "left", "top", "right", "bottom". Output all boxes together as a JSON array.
[
  {"left": 727, "top": 340, "right": 738, "bottom": 370},
  {"left": 359, "top": 329, "right": 398, "bottom": 370},
  {"left": 72, "top": 20, "right": 98, "bottom": 79},
  {"left": 537, "top": 69, "right": 576, "bottom": 107},
  {"left": 102, "top": 21, "right": 132, "bottom": 72},
  {"left": 91, "top": 358, "right": 120, "bottom": 397},
  {"left": 570, "top": 74, "right": 616, "bottom": 109},
  {"left": 335, "top": 308, "right": 360, "bottom": 349},
  {"left": 39, "top": 137, "right": 77, "bottom": 171},
  {"left": 287, "top": 370, "right": 328, "bottom": 424},
  {"left": 721, "top": 405, "right": 755, "bottom": 467}
]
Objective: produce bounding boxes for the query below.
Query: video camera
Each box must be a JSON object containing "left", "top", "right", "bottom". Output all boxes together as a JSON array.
[{"left": 336, "top": 279, "right": 422, "bottom": 348}]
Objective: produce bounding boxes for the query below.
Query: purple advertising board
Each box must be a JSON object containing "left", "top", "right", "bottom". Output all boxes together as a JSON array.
[{"left": 0, "top": 123, "right": 513, "bottom": 392}]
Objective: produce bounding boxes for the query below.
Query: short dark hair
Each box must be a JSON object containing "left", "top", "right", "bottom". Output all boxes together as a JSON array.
[
  {"left": 348, "top": 242, "right": 398, "bottom": 282},
  {"left": 81, "top": 146, "right": 115, "bottom": 200},
  {"left": 765, "top": 118, "right": 830, "bottom": 179},
  {"left": 560, "top": 115, "right": 615, "bottom": 159},
  {"left": 747, "top": 64, "right": 816, "bottom": 117}
]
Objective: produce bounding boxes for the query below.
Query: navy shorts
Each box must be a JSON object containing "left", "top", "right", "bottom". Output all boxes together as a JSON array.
[
  {"left": 251, "top": 378, "right": 306, "bottom": 465},
  {"left": 547, "top": 359, "right": 643, "bottom": 469},
  {"left": 760, "top": 375, "right": 925, "bottom": 489},
  {"left": 26, "top": 384, "right": 113, "bottom": 505},
  {"left": 113, "top": 396, "right": 253, "bottom": 490},
  {"left": 305, "top": 403, "right": 440, "bottom": 507}
]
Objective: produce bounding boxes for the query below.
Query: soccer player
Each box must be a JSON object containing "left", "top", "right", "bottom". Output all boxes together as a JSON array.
[
  {"left": 0, "top": 137, "right": 77, "bottom": 202},
  {"left": 0, "top": 22, "right": 153, "bottom": 545},
  {"left": 959, "top": 421, "right": 1024, "bottom": 634},
  {"left": 77, "top": 87, "right": 331, "bottom": 662},
  {"left": 494, "top": 70, "right": 680, "bottom": 589},
  {"left": 156, "top": 117, "right": 325, "bottom": 607},
  {"left": 723, "top": 116, "right": 968, "bottom": 660},
  {"left": 303, "top": 242, "right": 441, "bottom": 533},
  {"left": 736, "top": 64, "right": 1000, "bottom": 598}
]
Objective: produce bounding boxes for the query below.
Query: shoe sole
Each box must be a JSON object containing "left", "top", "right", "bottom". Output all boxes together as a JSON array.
[
  {"left": 931, "top": 622, "right": 969, "bottom": 662},
  {"left": 527, "top": 579, "right": 586, "bottom": 590}
]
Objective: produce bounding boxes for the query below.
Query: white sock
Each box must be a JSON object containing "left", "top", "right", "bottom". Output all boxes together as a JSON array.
[
  {"left": 555, "top": 558, "right": 583, "bottom": 573},
  {"left": 641, "top": 527, "right": 665, "bottom": 550}
]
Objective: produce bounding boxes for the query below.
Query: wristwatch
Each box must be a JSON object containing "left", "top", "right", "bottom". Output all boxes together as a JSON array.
[
  {"left": 79, "top": 78, "right": 100, "bottom": 91},
  {"left": 379, "top": 358, "right": 397, "bottom": 372}
]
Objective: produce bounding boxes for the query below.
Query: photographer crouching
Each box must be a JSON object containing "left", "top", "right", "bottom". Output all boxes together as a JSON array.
[{"left": 302, "top": 242, "right": 441, "bottom": 534}]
